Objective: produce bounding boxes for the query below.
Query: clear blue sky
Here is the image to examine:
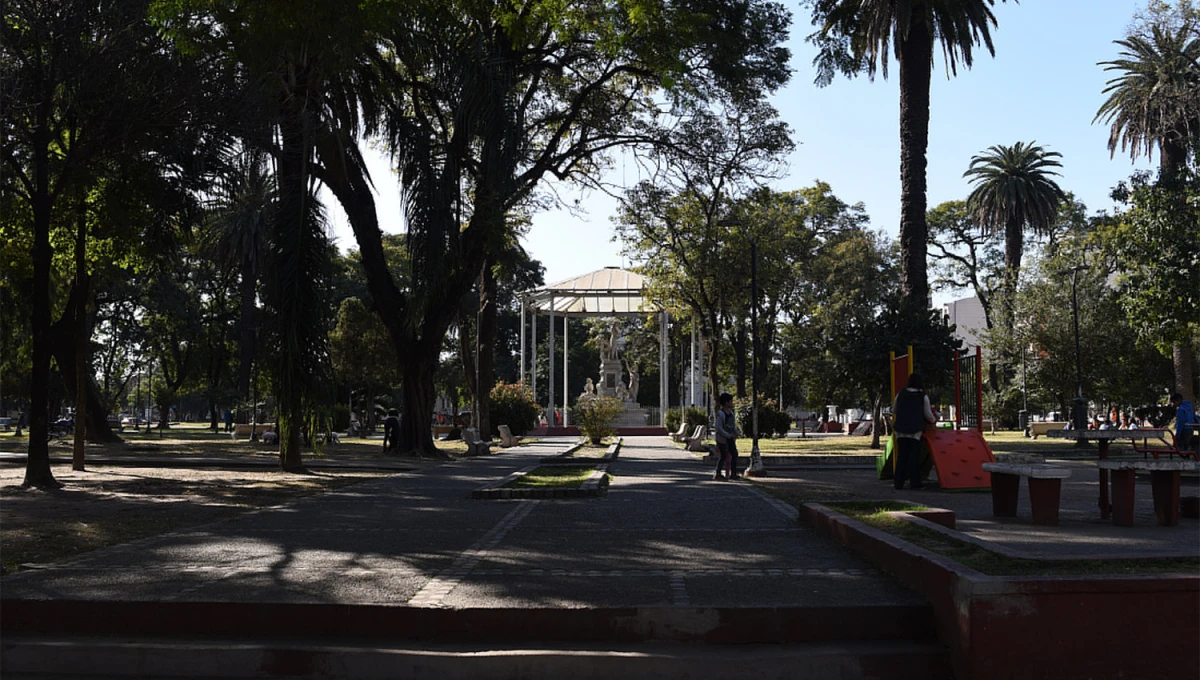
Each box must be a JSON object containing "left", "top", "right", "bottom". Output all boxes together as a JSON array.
[{"left": 328, "top": 1, "right": 1154, "bottom": 299}]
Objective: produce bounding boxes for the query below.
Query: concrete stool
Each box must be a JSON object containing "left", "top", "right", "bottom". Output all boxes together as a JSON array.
[
  {"left": 1097, "top": 460, "right": 1199, "bottom": 527},
  {"left": 982, "top": 463, "right": 1071, "bottom": 526}
]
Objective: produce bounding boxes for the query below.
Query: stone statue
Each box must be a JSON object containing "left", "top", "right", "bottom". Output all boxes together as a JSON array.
[
  {"left": 625, "top": 362, "right": 639, "bottom": 403},
  {"left": 599, "top": 322, "right": 619, "bottom": 362},
  {"left": 582, "top": 378, "right": 596, "bottom": 397},
  {"left": 616, "top": 381, "right": 630, "bottom": 402}
]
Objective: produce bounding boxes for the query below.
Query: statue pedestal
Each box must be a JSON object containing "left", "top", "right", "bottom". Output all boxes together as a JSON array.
[{"left": 597, "top": 359, "right": 623, "bottom": 398}]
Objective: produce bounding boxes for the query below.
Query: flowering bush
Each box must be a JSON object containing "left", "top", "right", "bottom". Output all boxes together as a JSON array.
[
  {"left": 489, "top": 382, "right": 540, "bottom": 436},
  {"left": 572, "top": 395, "right": 624, "bottom": 443}
]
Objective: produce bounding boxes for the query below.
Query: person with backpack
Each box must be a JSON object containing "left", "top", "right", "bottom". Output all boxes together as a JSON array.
[
  {"left": 1170, "top": 392, "right": 1198, "bottom": 453},
  {"left": 892, "top": 373, "right": 937, "bottom": 490},
  {"left": 714, "top": 393, "right": 740, "bottom": 480}
]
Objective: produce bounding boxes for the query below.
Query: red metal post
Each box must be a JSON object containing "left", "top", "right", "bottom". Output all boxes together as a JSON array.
[
  {"left": 953, "top": 349, "right": 961, "bottom": 430},
  {"left": 974, "top": 346, "right": 984, "bottom": 433}
]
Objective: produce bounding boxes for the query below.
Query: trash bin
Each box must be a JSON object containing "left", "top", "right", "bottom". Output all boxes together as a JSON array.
[{"left": 1018, "top": 410, "right": 1029, "bottom": 431}]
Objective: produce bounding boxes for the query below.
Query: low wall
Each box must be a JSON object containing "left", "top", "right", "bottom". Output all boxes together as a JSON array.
[{"left": 801, "top": 503, "right": 1200, "bottom": 680}]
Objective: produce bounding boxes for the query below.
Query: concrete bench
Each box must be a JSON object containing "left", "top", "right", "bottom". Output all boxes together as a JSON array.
[
  {"left": 462, "top": 428, "right": 491, "bottom": 456},
  {"left": 497, "top": 424, "right": 521, "bottom": 448},
  {"left": 1097, "top": 460, "right": 1199, "bottom": 527},
  {"left": 668, "top": 421, "right": 690, "bottom": 443},
  {"left": 684, "top": 425, "right": 711, "bottom": 453},
  {"left": 231, "top": 423, "right": 275, "bottom": 440},
  {"left": 1027, "top": 421, "right": 1069, "bottom": 439},
  {"left": 982, "top": 462, "right": 1072, "bottom": 526}
]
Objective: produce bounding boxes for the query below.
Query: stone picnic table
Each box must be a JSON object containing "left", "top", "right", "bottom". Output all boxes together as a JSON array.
[{"left": 1046, "top": 429, "right": 1143, "bottom": 521}]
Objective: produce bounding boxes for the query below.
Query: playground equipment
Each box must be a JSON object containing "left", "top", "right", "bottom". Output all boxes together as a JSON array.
[{"left": 877, "top": 346, "right": 995, "bottom": 490}]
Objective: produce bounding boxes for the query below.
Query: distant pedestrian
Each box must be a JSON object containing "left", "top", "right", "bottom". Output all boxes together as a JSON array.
[
  {"left": 1170, "top": 393, "right": 1197, "bottom": 452},
  {"left": 382, "top": 408, "right": 401, "bottom": 452},
  {"left": 224, "top": 409, "right": 233, "bottom": 433},
  {"left": 892, "top": 373, "right": 936, "bottom": 490},
  {"left": 713, "top": 393, "right": 739, "bottom": 480}
]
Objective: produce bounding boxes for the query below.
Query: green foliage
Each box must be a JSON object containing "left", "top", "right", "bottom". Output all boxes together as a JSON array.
[
  {"left": 572, "top": 395, "right": 624, "bottom": 442},
  {"left": 734, "top": 396, "right": 789, "bottom": 438},
  {"left": 489, "top": 381, "right": 540, "bottom": 437},
  {"left": 330, "top": 297, "right": 400, "bottom": 388},
  {"left": 1103, "top": 170, "right": 1200, "bottom": 351},
  {"left": 665, "top": 406, "right": 708, "bottom": 433}
]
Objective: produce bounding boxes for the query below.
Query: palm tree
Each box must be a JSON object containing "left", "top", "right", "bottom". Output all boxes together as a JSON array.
[
  {"left": 963, "top": 141, "right": 1065, "bottom": 318},
  {"left": 1094, "top": 22, "right": 1200, "bottom": 181},
  {"left": 205, "top": 149, "right": 273, "bottom": 402},
  {"left": 809, "top": 0, "right": 1006, "bottom": 310},
  {"left": 1095, "top": 15, "right": 1200, "bottom": 401}
]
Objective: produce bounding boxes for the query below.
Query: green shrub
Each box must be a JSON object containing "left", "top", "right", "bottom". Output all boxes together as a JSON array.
[
  {"left": 735, "top": 396, "right": 786, "bottom": 438},
  {"left": 489, "top": 381, "right": 541, "bottom": 437},
  {"left": 572, "top": 395, "right": 624, "bottom": 442},
  {"left": 667, "top": 406, "right": 709, "bottom": 433}
]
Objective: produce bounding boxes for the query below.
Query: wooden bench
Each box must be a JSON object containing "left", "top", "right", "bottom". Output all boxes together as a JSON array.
[
  {"left": 1129, "top": 428, "right": 1198, "bottom": 461},
  {"left": 462, "top": 428, "right": 492, "bottom": 456},
  {"left": 231, "top": 423, "right": 275, "bottom": 440},
  {"left": 981, "top": 462, "right": 1072, "bottom": 526},
  {"left": 1027, "top": 421, "right": 1069, "bottom": 439},
  {"left": 497, "top": 424, "right": 521, "bottom": 448},
  {"left": 1097, "top": 460, "right": 1199, "bottom": 527}
]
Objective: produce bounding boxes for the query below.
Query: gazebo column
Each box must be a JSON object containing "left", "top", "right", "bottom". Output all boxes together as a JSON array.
[
  {"left": 548, "top": 297, "right": 556, "bottom": 427},
  {"left": 689, "top": 326, "right": 697, "bottom": 406},
  {"left": 562, "top": 313, "right": 569, "bottom": 427},
  {"left": 531, "top": 310, "right": 537, "bottom": 396},
  {"left": 698, "top": 329, "right": 705, "bottom": 414},
  {"left": 660, "top": 312, "right": 669, "bottom": 427}
]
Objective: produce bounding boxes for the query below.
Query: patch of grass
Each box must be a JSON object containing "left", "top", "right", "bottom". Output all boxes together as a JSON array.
[
  {"left": 823, "top": 500, "right": 1199, "bottom": 577},
  {"left": 507, "top": 466, "right": 593, "bottom": 489}
]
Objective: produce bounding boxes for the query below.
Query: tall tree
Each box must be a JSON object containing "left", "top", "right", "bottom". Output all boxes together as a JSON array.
[
  {"left": 807, "top": 0, "right": 1005, "bottom": 310},
  {"left": 1095, "top": 3, "right": 1200, "bottom": 400},
  {"left": 963, "top": 141, "right": 1066, "bottom": 324}
]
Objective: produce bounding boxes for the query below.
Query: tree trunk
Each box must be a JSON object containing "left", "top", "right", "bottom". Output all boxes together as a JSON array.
[
  {"left": 477, "top": 262, "right": 497, "bottom": 438},
  {"left": 237, "top": 262, "right": 257, "bottom": 399},
  {"left": 278, "top": 392, "right": 304, "bottom": 471},
  {"left": 1175, "top": 343, "right": 1195, "bottom": 403},
  {"left": 870, "top": 392, "right": 883, "bottom": 450},
  {"left": 25, "top": 78, "right": 58, "bottom": 488},
  {"left": 1003, "top": 215, "right": 1023, "bottom": 327},
  {"left": 72, "top": 199, "right": 88, "bottom": 471},
  {"left": 398, "top": 356, "right": 441, "bottom": 456},
  {"left": 209, "top": 397, "right": 220, "bottom": 432},
  {"left": 733, "top": 324, "right": 747, "bottom": 398},
  {"left": 897, "top": 22, "right": 933, "bottom": 310}
]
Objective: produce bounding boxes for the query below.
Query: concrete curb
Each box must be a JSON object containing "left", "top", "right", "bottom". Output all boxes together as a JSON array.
[
  {"left": 800, "top": 501, "right": 1200, "bottom": 680},
  {"left": 472, "top": 440, "right": 619, "bottom": 500}
]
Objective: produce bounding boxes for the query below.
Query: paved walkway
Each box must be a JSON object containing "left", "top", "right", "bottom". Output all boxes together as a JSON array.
[{"left": 0, "top": 437, "right": 920, "bottom": 608}]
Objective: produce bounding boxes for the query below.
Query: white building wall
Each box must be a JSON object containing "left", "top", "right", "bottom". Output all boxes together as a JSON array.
[{"left": 943, "top": 296, "right": 987, "bottom": 351}]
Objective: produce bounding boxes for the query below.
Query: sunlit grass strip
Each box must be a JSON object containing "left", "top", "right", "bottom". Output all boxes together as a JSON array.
[{"left": 506, "top": 466, "right": 593, "bottom": 489}]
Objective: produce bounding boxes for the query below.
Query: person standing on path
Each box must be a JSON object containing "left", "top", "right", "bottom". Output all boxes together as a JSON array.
[
  {"left": 892, "top": 373, "right": 936, "bottom": 490},
  {"left": 714, "top": 392, "right": 740, "bottom": 480},
  {"left": 1171, "top": 392, "right": 1198, "bottom": 453},
  {"left": 382, "top": 408, "right": 401, "bottom": 452}
]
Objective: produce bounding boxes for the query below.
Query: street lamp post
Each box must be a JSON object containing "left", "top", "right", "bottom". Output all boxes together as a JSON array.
[
  {"left": 747, "top": 237, "right": 764, "bottom": 476},
  {"left": 1068, "top": 265, "right": 1089, "bottom": 443}
]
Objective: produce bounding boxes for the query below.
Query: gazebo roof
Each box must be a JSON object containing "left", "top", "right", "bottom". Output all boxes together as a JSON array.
[{"left": 525, "top": 266, "right": 658, "bottom": 315}]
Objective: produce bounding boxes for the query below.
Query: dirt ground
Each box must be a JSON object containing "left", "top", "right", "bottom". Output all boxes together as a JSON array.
[{"left": 0, "top": 464, "right": 390, "bottom": 575}]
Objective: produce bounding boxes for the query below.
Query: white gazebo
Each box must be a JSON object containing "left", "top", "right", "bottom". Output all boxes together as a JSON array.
[{"left": 520, "top": 266, "right": 669, "bottom": 429}]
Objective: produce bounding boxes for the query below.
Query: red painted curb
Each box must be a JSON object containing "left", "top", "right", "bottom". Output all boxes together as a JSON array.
[{"left": 801, "top": 503, "right": 1200, "bottom": 680}]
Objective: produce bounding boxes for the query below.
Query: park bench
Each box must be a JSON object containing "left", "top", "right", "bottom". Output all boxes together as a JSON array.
[
  {"left": 1097, "top": 459, "right": 1199, "bottom": 527},
  {"left": 231, "top": 423, "right": 275, "bottom": 440},
  {"left": 669, "top": 420, "right": 690, "bottom": 442},
  {"left": 684, "top": 425, "right": 712, "bottom": 453},
  {"left": 462, "top": 427, "right": 492, "bottom": 456},
  {"left": 1128, "top": 428, "right": 1198, "bottom": 461},
  {"left": 0, "top": 417, "right": 10, "bottom": 431},
  {"left": 1028, "top": 421, "right": 1069, "bottom": 439},
  {"left": 497, "top": 424, "right": 521, "bottom": 448},
  {"left": 981, "top": 462, "right": 1072, "bottom": 526}
]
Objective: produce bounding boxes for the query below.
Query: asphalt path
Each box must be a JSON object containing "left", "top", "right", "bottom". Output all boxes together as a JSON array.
[{"left": 1, "top": 436, "right": 920, "bottom": 608}]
